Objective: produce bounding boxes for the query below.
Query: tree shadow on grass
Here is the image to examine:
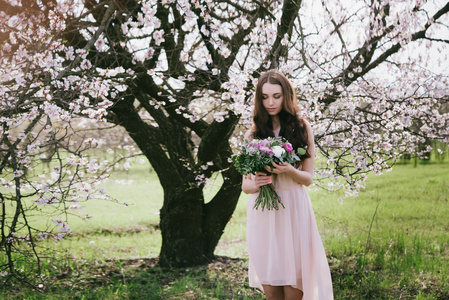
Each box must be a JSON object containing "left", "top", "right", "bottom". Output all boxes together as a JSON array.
[
  {"left": 121, "top": 256, "right": 264, "bottom": 299},
  {"left": 3, "top": 255, "right": 263, "bottom": 299}
]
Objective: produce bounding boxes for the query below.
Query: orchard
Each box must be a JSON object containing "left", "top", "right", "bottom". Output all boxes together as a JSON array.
[{"left": 1, "top": 0, "right": 448, "bottom": 287}]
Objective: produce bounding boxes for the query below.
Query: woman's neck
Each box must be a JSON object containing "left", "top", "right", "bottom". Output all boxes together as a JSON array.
[{"left": 271, "top": 116, "right": 280, "bottom": 131}]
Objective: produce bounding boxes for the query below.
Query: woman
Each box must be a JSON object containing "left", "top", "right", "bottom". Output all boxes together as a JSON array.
[{"left": 242, "top": 70, "right": 334, "bottom": 300}]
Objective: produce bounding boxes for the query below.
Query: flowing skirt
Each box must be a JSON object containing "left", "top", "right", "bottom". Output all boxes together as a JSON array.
[{"left": 247, "top": 173, "right": 333, "bottom": 300}]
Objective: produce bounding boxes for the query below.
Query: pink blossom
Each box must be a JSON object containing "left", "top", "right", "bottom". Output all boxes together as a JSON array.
[
  {"left": 259, "top": 146, "right": 273, "bottom": 156},
  {"left": 53, "top": 218, "right": 63, "bottom": 226},
  {"left": 95, "top": 38, "right": 108, "bottom": 52},
  {"left": 258, "top": 140, "right": 270, "bottom": 147},
  {"left": 80, "top": 59, "right": 92, "bottom": 70},
  {"left": 153, "top": 30, "right": 165, "bottom": 46}
]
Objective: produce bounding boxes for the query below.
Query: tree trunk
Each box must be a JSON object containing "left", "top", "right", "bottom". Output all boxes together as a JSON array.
[
  {"left": 203, "top": 167, "right": 242, "bottom": 258},
  {"left": 158, "top": 168, "right": 242, "bottom": 268},
  {"left": 159, "top": 184, "right": 207, "bottom": 267}
]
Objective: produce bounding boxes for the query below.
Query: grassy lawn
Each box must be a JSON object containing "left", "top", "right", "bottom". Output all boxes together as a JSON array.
[{"left": 2, "top": 160, "right": 449, "bottom": 299}]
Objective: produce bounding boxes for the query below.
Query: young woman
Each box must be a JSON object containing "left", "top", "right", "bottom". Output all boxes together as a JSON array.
[{"left": 242, "top": 70, "right": 333, "bottom": 300}]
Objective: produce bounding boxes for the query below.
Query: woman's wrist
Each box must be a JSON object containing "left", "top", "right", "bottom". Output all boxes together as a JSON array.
[
  {"left": 285, "top": 164, "right": 296, "bottom": 176},
  {"left": 242, "top": 178, "right": 261, "bottom": 194}
]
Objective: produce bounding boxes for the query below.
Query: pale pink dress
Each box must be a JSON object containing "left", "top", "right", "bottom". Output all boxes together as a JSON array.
[{"left": 247, "top": 130, "right": 334, "bottom": 299}]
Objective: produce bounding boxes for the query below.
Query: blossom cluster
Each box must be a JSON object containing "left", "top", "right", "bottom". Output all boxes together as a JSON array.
[{"left": 0, "top": 3, "right": 142, "bottom": 276}]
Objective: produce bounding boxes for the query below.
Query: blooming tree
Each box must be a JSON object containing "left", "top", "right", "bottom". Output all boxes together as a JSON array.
[{"left": 1, "top": 0, "right": 449, "bottom": 285}]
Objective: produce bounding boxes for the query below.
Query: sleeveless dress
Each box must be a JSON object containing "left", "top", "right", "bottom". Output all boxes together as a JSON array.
[{"left": 246, "top": 130, "right": 334, "bottom": 300}]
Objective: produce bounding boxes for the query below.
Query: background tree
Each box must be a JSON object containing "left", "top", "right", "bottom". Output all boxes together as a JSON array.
[{"left": 1, "top": 0, "right": 449, "bottom": 285}]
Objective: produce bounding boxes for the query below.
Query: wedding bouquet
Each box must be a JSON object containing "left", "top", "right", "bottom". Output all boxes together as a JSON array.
[{"left": 232, "top": 137, "right": 306, "bottom": 211}]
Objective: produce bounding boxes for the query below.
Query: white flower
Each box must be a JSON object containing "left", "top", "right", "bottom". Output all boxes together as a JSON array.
[
  {"left": 95, "top": 37, "right": 108, "bottom": 52},
  {"left": 220, "top": 47, "right": 231, "bottom": 58},
  {"left": 123, "top": 161, "right": 130, "bottom": 170},
  {"left": 27, "top": 144, "right": 40, "bottom": 154},
  {"left": 121, "top": 23, "right": 129, "bottom": 35},
  {"left": 53, "top": 218, "right": 63, "bottom": 226},
  {"left": 241, "top": 17, "right": 250, "bottom": 29},
  {"left": 180, "top": 51, "right": 189, "bottom": 62},
  {"left": 80, "top": 59, "right": 92, "bottom": 70},
  {"left": 281, "top": 34, "right": 289, "bottom": 46},
  {"left": 14, "top": 170, "right": 24, "bottom": 178},
  {"left": 153, "top": 30, "right": 165, "bottom": 46},
  {"left": 58, "top": 222, "right": 72, "bottom": 233},
  {"left": 343, "top": 138, "right": 353, "bottom": 147},
  {"left": 272, "top": 146, "right": 285, "bottom": 158}
]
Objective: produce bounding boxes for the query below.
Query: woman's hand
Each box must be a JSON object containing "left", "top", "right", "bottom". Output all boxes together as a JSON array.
[
  {"left": 254, "top": 172, "right": 273, "bottom": 188},
  {"left": 264, "top": 161, "right": 293, "bottom": 175}
]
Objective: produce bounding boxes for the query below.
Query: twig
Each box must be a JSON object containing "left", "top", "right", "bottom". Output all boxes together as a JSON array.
[{"left": 363, "top": 194, "right": 380, "bottom": 267}]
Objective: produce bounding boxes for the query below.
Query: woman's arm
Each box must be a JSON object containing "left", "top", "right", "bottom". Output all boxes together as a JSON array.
[{"left": 266, "top": 120, "right": 315, "bottom": 186}]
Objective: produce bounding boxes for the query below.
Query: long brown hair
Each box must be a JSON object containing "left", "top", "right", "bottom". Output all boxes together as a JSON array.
[{"left": 253, "top": 69, "right": 310, "bottom": 159}]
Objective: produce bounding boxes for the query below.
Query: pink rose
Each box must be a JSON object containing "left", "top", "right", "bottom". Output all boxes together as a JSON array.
[
  {"left": 284, "top": 143, "right": 293, "bottom": 153},
  {"left": 259, "top": 146, "right": 274, "bottom": 156}
]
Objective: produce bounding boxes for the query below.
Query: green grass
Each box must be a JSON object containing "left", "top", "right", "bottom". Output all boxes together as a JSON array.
[{"left": 2, "top": 160, "right": 449, "bottom": 299}]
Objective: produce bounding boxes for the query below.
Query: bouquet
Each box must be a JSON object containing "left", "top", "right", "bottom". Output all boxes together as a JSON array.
[{"left": 232, "top": 137, "right": 306, "bottom": 211}]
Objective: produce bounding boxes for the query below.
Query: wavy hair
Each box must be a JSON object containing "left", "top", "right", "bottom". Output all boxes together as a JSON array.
[{"left": 252, "top": 70, "right": 310, "bottom": 159}]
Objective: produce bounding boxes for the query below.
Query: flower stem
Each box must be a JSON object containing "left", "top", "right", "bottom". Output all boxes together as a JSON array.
[{"left": 254, "top": 183, "right": 284, "bottom": 211}]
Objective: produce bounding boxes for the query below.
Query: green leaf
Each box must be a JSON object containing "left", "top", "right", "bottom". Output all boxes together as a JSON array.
[{"left": 297, "top": 148, "right": 306, "bottom": 156}]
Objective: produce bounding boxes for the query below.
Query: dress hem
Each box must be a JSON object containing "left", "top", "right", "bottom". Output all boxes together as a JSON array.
[{"left": 250, "top": 282, "right": 303, "bottom": 293}]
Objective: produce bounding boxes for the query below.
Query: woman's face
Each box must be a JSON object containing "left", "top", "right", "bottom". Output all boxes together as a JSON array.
[{"left": 262, "top": 82, "right": 283, "bottom": 116}]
